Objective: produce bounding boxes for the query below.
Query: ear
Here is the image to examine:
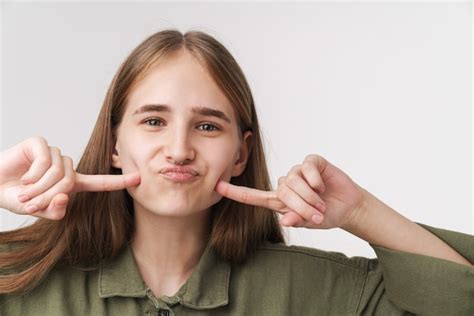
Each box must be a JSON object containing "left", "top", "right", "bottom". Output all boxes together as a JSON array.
[
  {"left": 231, "top": 131, "right": 253, "bottom": 177},
  {"left": 111, "top": 145, "right": 122, "bottom": 169}
]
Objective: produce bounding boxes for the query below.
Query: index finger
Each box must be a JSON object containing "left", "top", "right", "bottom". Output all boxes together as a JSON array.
[
  {"left": 74, "top": 172, "right": 141, "bottom": 193},
  {"left": 214, "top": 180, "right": 283, "bottom": 210}
]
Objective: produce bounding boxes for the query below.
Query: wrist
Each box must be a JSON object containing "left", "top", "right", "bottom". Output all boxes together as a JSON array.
[{"left": 340, "top": 185, "right": 373, "bottom": 236}]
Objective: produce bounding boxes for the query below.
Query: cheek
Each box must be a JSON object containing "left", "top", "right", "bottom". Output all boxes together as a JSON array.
[
  {"left": 117, "top": 141, "right": 149, "bottom": 174},
  {"left": 205, "top": 147, "right": 237, "bottom": 189},
  {"left": 204, "top": 156, "right": 236, "bottom": 207}
]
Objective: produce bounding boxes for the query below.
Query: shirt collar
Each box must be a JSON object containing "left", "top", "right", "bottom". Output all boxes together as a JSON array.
[{"left": 98, "top": 241, "right": 231, "bottom": 309}]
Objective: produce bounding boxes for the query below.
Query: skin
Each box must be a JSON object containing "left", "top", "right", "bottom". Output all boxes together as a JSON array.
[
  {"left": 216, "top": 155, "right": 473, "bottom": 268},
  {"left": 111, "top": 52, "right": 251, "bottom": 220},
  {"left": 2, "top": 47, "right": 471, "bottom": 300},
  {"left": 110, "top": 49, "right": 252, "bottom": 297},
  {"left": 0, "top": 137, "right": 141, "bottom": 220}
]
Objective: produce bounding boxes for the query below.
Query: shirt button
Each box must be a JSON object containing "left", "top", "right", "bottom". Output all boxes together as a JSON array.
[{"left": 157, "top": 309, "right": 170, "bottom": 316}]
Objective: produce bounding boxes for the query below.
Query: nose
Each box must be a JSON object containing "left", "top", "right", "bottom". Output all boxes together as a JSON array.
[{"left": 163, "top": 127, "right": 196, "bottom": 164}]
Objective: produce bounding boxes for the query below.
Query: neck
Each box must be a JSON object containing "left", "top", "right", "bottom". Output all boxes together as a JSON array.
[{"left": 130, "top": 204, "right": 212, "bottom": 297}]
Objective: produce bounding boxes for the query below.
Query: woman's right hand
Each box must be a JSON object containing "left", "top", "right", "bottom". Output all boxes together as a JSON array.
[{"left": 0, "top": 137, "right": 141, "bottom": 220}]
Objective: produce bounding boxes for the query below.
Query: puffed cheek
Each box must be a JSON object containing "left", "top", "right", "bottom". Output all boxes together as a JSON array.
[{"left": 209, "top": 176, "right": 229, "bottom": 206}]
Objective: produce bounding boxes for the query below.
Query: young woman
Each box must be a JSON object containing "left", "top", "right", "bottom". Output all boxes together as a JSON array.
[{"left": 0, "top": 29, "right": 472, "bottom": 315}]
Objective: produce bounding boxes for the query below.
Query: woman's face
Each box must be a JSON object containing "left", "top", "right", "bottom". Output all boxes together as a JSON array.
[{"left": 112, "top": 50, "right": 252, "bottom": 217}]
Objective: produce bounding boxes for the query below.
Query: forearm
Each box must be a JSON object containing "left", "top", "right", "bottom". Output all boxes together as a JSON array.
[{"left": 341, "top": 185, "right": 473, "bottom": 268}]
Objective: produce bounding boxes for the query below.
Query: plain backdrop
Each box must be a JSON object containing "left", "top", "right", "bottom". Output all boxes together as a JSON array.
[{"left": 1, "top": 1, "right": 472, "bottom": 259}]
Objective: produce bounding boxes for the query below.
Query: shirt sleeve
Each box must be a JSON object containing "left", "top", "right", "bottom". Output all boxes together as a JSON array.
[{"left": 354, "top": 222, "right": 474, "bottom": 315}]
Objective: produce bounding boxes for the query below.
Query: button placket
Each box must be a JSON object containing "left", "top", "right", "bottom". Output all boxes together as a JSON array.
[
  {"left": 146, "top": 287, "right": 176, "bottom": 315},
  {"left": 157, "top": 309, "right": 171, "bottom": 316},
  {"left": 146, "top": 287, "right": 160, "bottom": 308}
]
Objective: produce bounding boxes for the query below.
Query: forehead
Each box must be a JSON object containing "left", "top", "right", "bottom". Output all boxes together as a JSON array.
[{"left": 125, "top": 51, "right": 236, "bottom": 122}]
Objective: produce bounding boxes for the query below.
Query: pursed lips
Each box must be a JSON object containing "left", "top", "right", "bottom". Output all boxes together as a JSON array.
[{"left": 159, "top": 166, "right": 199, "bottom": 182}]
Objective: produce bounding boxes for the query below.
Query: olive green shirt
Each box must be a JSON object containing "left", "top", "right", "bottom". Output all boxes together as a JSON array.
[{"left": 1, "top": 223, "right": 473, "bottom": 315}]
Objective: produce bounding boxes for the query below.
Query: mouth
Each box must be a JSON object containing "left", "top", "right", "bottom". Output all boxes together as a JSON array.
[
  {"left": 160, "top": 171, "right": 199, "bottom": 183},
  {"left": 159, "top": 166, "right": 200, "bottom": 183}
]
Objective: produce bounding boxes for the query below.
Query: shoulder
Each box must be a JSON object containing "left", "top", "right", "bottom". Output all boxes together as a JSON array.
[
  {"left": 0, "top": 242, "right": 100, "bottom": 314},
  {"left": 231, "top": 241, "right": 373, "bottom": 291},
  {"left": 252, "top": 241, "right": 371, "bottom": 270},
  {"left": 227, "top": 242, "right": 373, "bottom": 314},
  {"left": 1, "top": 266, "right": 100, "bottom": 315}
]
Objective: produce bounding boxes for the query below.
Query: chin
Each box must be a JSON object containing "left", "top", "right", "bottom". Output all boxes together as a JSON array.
[
  {"left": 143, "top": 199, "right": 208, "bottom": 217},
  {"left": 132, "top": 187, "right": 216, "bottom": 216},
  {"left": 147, "top": 202, "right": 191, "bottom": 215}
]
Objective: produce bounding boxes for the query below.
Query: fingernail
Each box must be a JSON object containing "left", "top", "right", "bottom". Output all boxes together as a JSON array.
[
  {"left": 317, "top": 202, "right": 326, "bottom": 212},
  {"left": 25, "top": 204, "right": 38, "bottom": 213},
  {"left": 18, "top": 194, "right": 30, "bottom": 203},
  {"left": 312, "top": 213, "right": 323, "bottom": 224}
]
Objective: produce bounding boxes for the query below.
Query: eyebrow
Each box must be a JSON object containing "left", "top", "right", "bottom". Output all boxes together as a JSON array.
[{"left": 132, "top": 104, "right": 232, "bottom": 124}]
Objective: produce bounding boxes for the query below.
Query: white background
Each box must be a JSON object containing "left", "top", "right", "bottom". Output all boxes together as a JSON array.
[{"left": 1, "top": 1, "right": 472, "bottom": 258}]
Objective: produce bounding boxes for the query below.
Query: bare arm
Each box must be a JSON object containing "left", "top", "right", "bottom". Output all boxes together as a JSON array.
[{"left": 341, "top": 185, "right": 473, "bottom": 267}]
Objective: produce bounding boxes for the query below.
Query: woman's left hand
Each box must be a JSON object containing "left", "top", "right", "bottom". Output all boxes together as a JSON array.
[{"left": 214, "top": 154, "right": 366, "bottom": 229}]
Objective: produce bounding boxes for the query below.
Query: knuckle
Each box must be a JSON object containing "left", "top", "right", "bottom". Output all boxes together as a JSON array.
[
  {"left": 20, "top": 204, "right": 29, "bottom": 214},
  {"left": 37, "top": 156, "right": 52, "bottom": 169},
  {"left": 21, "top": 203, "right": 37, "bottom": 215},
  {"left": 102, "top": 177, "right": 112, "bottom": 191},
  {"left": 63, "top": 155, "right": 73, "bottom": 165},
  {"left": 277, "top": 186, "right": 290, "bottom": 201},
  {"left": 50, "top": 146, "right": 62, "bottom": 156},
  {"left": 302, "top": 161, "right": 312, "bottom": 171},
  {"left": 61, "top": 177, "right": 75, "bottom": 192},
  {"left": 269, "top": 192, "right": 283, "bottom": 210},
  {"left": 301, "top": 164, "right": 317, "bottom": 181},
  {"left": 30, "top": 136, "right": 48, "bottom": 146},
  {"left": 121, "top": 177, "right": 128, "bottom": 190},
  {"left": 275, "top": 185, "right": 283, "bottom": 197},
  {"left": 304, "top": 154, "right": 314, "bottom": 161},
  {"left": 286, "top": 174, "right": 299, "bottom": 186},
  {"left": 240, "top": 190, "right": 250, "bottom": 204},
  {"left": 301, "top": 202, "right": 319, "bottom": 215},
  {"left": 289, "top": 164, "right": 300, "bottom": 173},
  {"left": 305, "top": 154, "right": 319, "bottom": 162},
  {"left": 304, "top": 206, "right": 316, "bottom": 218},
  {"left": 309, "top": 196, "right": 321, "bottom": 213},
  {"left": 27, "top": 197, "right": 46, "bottom": 211},
  {"left": 63, "top": 156, "right": 76, "bottom": 175},
  {"left": 49, "top": 164, "right": 64, "bottom": 177}
]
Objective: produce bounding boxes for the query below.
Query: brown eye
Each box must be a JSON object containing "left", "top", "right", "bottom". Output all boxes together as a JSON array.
[
  {"left": 198, "top": 123, "right": 219, "bottom": 132},
  {"left": 144, "top": 118, "right": 164, "bottom": 127}
]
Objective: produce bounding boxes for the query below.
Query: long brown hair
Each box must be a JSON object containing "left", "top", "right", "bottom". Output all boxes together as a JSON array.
[{"left": 0, "top": 29, "right": 285, "bottom": 295}]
